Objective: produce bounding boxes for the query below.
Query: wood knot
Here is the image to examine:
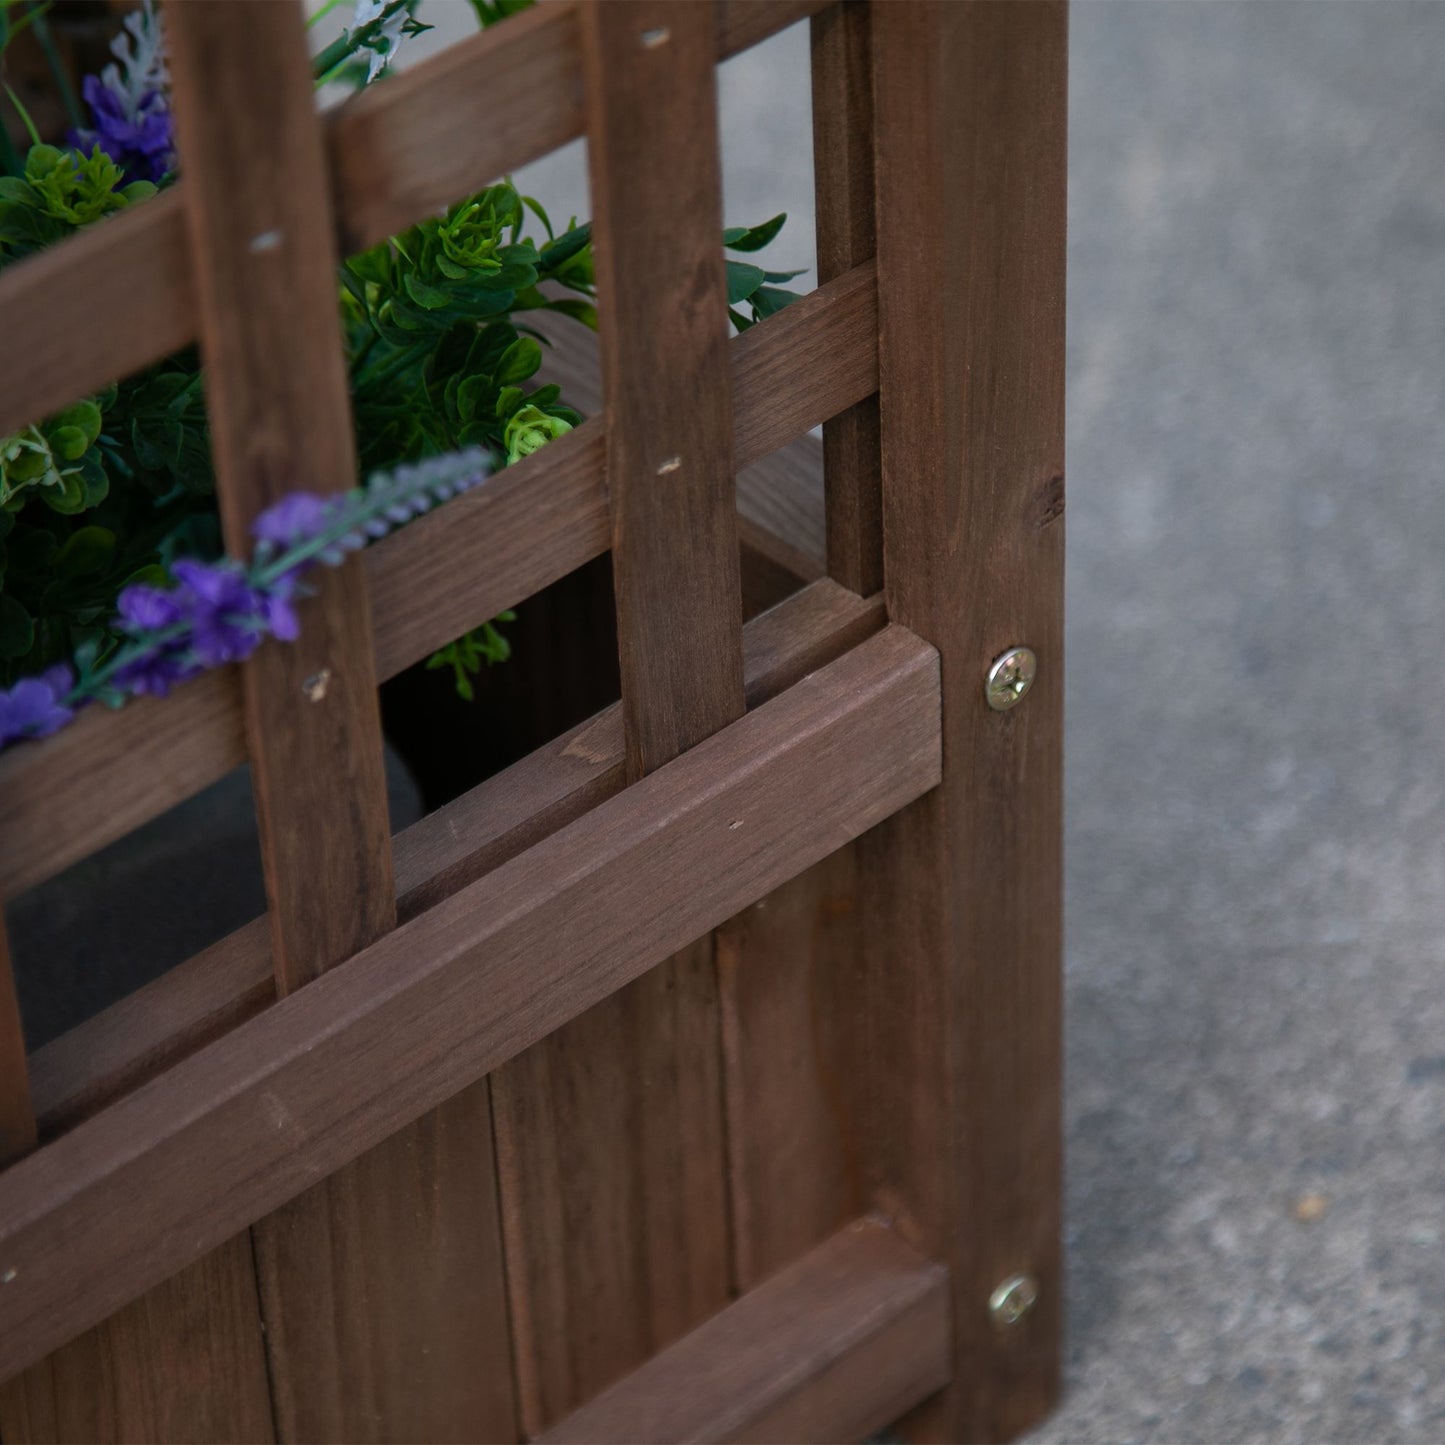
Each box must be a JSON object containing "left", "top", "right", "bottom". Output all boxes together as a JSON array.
[{"left": 1032, "top": 473, "right": 1065, "bottom": 530}]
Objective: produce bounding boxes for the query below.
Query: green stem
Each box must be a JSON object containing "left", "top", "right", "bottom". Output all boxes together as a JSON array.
[{"left": 27, "top": 3, "right": 80, "bottom": 133}]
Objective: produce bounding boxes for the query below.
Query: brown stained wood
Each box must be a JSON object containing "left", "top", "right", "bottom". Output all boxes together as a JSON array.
[
  {"left": 168, "top": 0, "right": 395, "bottom": 994},
  {"left": 716, "top": 848, "right": 863, "bottom": 1292},
  {"left": 0, "top": 1233, "right": 275, "bottom": 1445},
  {"left": 0, "top": 921, "right": 35, "bottom": 1166},
  {"left": 811, "top": 1, "right": 882, "bottom": 595},
  {"left": 251, "top": 1084, "right": 517, "bottom": 1445},
  {"left": 0, "top": 264, "right": 871, "bottom": 902},
  {"left": 864, "top": 3, "right": 1068, "bottom": 1439},
  {"left": 0, "top": 626, "right": 941, "bottom": 1386},
  {"left": 0, "top": 0, "right": 827, "bottom": 441},
  {"left": 737, "top": 434, "right": 827, "bottom": 592},
  {"left": 494, "top": 938, "right": 729, "bottom": 1434},
  {"left": 539, "top": 1219, "right": 951, "bottom": 1445},
  {"left": 26, "top": 579, "right": 883, "bottom": 1145},
  {"left": 491, "top": 6, "right": 745, "bottom": 1433},
  {"left": 586, "top": 1, "right": 743, "bottom": 774},
  {"left": 0, "top": 191, "right": 191, "bottom": 440}
]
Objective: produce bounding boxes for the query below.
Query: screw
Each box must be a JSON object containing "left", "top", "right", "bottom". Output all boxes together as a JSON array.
[
  {"left": 985, "top": 646, "right": 1037, "bottom": 712},
  {"left": 989, "top": 1273, "right": 1038, "bottom": 1326}
]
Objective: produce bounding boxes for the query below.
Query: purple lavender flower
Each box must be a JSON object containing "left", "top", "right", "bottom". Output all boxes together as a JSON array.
[
  {"left": 0, "top": 665, "right": 74, "bottom": 746},
  {"left": 70, "top": 1, "right": 175, "bottom": 184},
  {"left": 253, "top": 492, "right": 337, "bottom": 549},
  {"left": 116, "top": 581, "right": 182, "bottom": 633},
  {"left": 113, "top": 646, "right": 198, "bottom": 699},
  {"left": 73, "top": 76, "right": 173, "bottom": 184},
  {"left": 170, "top": 560, "right": 267, "bottom": 667}
]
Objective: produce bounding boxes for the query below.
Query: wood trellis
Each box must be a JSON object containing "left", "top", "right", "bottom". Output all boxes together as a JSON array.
[{"left": 0, "top": 1, "right": 1065, "bottom": 1441}]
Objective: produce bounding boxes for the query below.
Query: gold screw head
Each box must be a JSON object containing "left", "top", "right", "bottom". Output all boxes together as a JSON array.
[
  {"left": 988, "top": 1273, "right": 1039, "bottom": 1327},
  {"left": 985, "top": 647, "right": 1037, "bottom": 711}
]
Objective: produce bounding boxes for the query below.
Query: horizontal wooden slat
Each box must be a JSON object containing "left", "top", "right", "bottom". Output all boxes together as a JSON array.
[
  {"left": 0, "top": 0, "right": 830, "bottom": 438},
  {"left": 541, "top": 1218, "right": 952, "bottom": 1445},
  {"left": 0, "top": 623, "right": 939, "bottom": 1384},
  {"left": 25, "top": 579, "right": 884, "bottom": 1140},
  {"left": 0, "top": 191, "right": 193, "bottom": 441},
  {"left": 0, "top": 263, "right": 872, "bottom": 899}
]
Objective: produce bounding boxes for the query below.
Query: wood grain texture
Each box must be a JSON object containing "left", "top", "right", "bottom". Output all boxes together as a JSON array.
[
  {"left": 168, "top": 0, "right": 395, "bottom": 994},
  {"left": 539, "top": 1219, "right": 951, "bottom": 1445},
  {"left": 586, "top": 0, "right": 743, "bottom": 774},
  {"left": 717, "top": 847, "right": 863, "bottom": 1292},
  {"left": 0, "top": 625, "right": 941, "bottom": 1386},
  {"left": 170, "top": 11, "right": 510, "bottom": 1442},
  {"left": 812, "top": 1, "right": 882, "bottom": 595},
  {"left": 0, "top": 263, "right": 871, "bottom": 902},
  {"left": 0, "top": 920, "right": 35, "bottom": 1166},
  {"left": 494, "top": 4, "right": 746, "bottom": 1432},
  {"left": 25, "top": 578, "right": 882, "bottom": 1146},
  {"left": 251, "top": 1085, "right": 517, "bottom": 1444},
  {"left": 0, "top": 1233, "right": 275, "bottom": 1445},
  {"left": 864, "top": 3, "right": 1068, "bottom": 1439}
]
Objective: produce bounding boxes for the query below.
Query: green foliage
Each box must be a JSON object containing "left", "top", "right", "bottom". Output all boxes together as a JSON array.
[
  {"left": 723, "top": 213, "right": 805, "bottom": 332},
  {"left": 0, "top": 144, "right": 155, "bottom": 260},
  {"left": 425, "top": 611, "right": 515, "bottom": 701},
  {"left": 342, "top": 182, "right": 592, "bottom": 472}
]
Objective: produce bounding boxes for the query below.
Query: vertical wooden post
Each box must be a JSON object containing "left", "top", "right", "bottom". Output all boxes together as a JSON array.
[
  {"left": 812, "top": 0, "right": 882, "bottom": 596},
  {"left": 862, "top": 2, "right": 1067, "bottom": 1440},
  {"left": 491, "top": 0, "right": 741, "bottom": 1432},
  {"left": 167, "top": 6, "right": 516, "bottom": 1440}
]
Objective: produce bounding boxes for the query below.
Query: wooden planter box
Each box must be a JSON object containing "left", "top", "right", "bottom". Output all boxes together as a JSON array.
[{"left": 0, "top": 2, "right": 1065, "bottom": 1440}]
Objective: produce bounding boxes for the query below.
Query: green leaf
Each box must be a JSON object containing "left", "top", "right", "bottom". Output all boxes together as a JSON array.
[
  {"left": 722, "top": 213, "right": 786, "bottom": 253},
  {"left": 538, "top": 223, "right": 591, "bottom": 270},
  {"left": 54, "top": 399, "right": 103, "bottom": 446},
  {"left": 725, "top": 260, "right": 766, "bottom": 305},
  {"left": 52, "top": 525, "right": 115, "bottom": 578},
  {"left": 48, "top": 425, "right": 89, "bottom": 461},
  {"left": 495, "top": 337, "right": 543, "bottom": 386},
  {"left": 494, "top": 385, "right": 525, "bottom": 420},
  {"left": 750, "top": 285, "right": 803, "bottom": 320},
  {"left": 0, "top": 593, "right": 32, "bottom": 657},
  {"left": 403, "top": 273, "right": 455, "bottom": 310}
]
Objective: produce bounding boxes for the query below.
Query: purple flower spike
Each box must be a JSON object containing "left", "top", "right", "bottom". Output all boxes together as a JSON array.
[
  {"left": 253, "top": 492, "right": 337, "bottom": 548},
  {"left": 117, "top": 582, "right": 181, "bottom": 633},
  {"left": 171, "top": 559, "right": 266, "bottom": 667},
  {"left": 0, "top": 668, "right": 74, "bottom": 746},
  {"left": 115, "top": 647, "right": 197, "bottom": 699}
]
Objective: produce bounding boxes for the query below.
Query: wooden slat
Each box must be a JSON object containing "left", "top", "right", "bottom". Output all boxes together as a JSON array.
[
  {"left": 540, "top": 1219, "right": 951, "bottom": 1445},
  {"left": 0, "top": 192, "right": 191, "bottom": 439},
  {"left": 0, "top": 625, "right": 940, "bottom": 1387},
  {"left": 492, "top": 5, "right": 744, "bottom": 1432},
  {"left": 26, "top": 579, "right": 882, "bottom": 1145},
  {"left": 169, "top": 0, "right": 395, "bottom": 994},
  {"left": 812, "top": 0, "right": 882, "bottom": 595},
  {"left": 0, "top": 262, "right": 872, "bottom": 902},
  {"left": 862, "top": 3, "right": 1068, "bottom": 1439},
  {"left": 0, "top": 921, "right": 35, "bottom": 1166},
  {"left": 0, "top": 0, "right": 828, "bottom": 440},
  {"left": 0, "top": 1233, "right": 276, "bottom": 1445},
  {"left": 716, "top": 847, "right": 862, "bottom": 1292},
  {"left": 168, "top": 9, "right": 517, "bottom": 1441}
]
